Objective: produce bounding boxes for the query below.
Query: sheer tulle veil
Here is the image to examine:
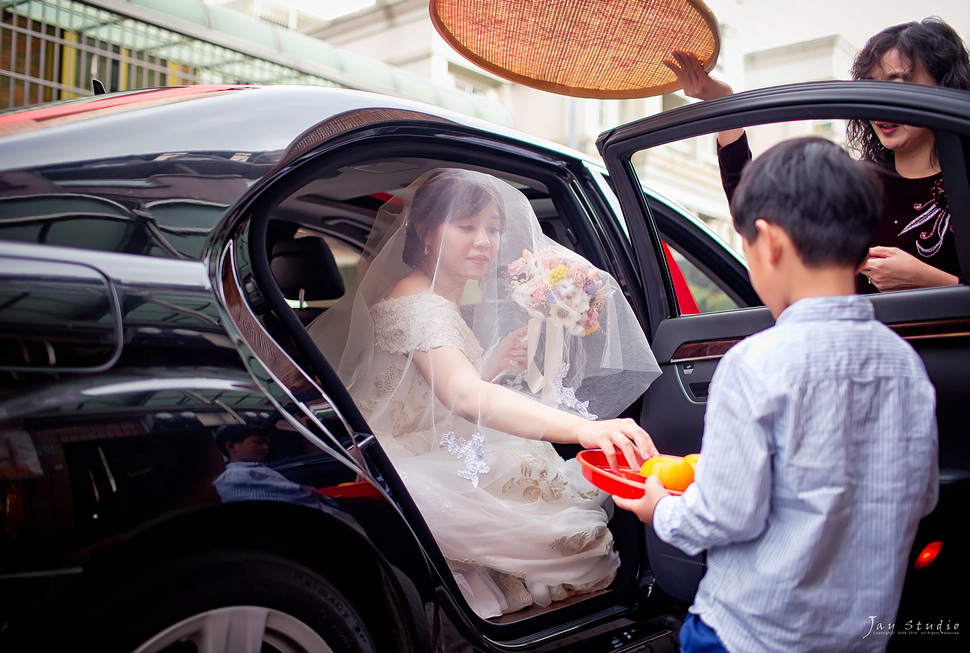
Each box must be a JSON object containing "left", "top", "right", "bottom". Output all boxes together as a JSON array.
[
  {"left": 308, "top": 168, "right": 661, "bottom": 618},
  {"left": 309, "top": 168, "right": 660, "bottom": 427}
]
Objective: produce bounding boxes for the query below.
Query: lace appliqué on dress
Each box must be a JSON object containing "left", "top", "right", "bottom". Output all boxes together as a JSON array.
[
  {"left": 374, "top": 364, "right": 404, "bottom": 396},
  {"left": 499, "top": 448, "right": 567, "bottom": 502},
  {"left": 440, "top": 431, "right": 490, "bottom": 488},
  {"left": 499, "top": 573, "right": 533, "bottom": 608},
  {"left": 553, "top": 363, "right": 598, "bottom": 420},
  {"left": 502, "top": 364, "right": 597, "bottom": 420},
  {"left": 550, "top": 525, "right": 612, "bottom": 557},
  {"left": 358, "top": 364, "right": 404, "bottom": 419}
]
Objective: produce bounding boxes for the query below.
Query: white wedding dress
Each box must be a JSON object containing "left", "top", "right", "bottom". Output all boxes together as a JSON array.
[{"left": 357, "top": 290, "right": 619, "bottom": 618}]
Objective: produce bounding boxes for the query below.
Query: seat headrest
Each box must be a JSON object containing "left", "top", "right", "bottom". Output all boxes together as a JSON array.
[{"left": 270, "top": 237, "right": 345, "bottom": 302}]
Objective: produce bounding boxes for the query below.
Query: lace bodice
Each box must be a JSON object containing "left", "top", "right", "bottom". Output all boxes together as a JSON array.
[
  {"left": 355, "top": 291, "right": 484, "bottom": 455},
  {"left": 371, "top": 291, "right": 483, "bottom": 365}
]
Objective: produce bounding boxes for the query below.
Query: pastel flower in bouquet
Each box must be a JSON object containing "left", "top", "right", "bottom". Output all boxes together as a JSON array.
[{"left": 504, "top": 249, "right": 609, "bottom": 337}]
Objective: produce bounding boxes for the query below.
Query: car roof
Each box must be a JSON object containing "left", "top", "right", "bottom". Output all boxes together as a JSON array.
[{"left": 0, "top": 85, "right": 597, "bottom": 174}]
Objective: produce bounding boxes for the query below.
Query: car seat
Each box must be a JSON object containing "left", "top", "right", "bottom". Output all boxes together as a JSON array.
[{"left": 269, "top": 235, "right": 345, "bottom": 325}]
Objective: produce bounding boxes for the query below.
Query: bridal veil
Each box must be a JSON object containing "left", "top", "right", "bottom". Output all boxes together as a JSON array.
[{"left": 308, "top": 168, "right": 660, "bottom": 617}]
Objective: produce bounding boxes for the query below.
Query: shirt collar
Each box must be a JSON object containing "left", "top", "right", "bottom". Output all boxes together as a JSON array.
[{"left": 776, "top": 295, "right": 874, "bottom": 326}]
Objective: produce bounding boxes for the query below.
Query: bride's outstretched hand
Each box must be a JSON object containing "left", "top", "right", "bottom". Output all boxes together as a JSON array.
[{"left": 575, "top": 418, "right": 659, "bottom": 472}]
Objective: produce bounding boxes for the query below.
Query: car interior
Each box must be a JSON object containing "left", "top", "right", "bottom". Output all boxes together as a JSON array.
[{"left": 232, "top": 150, "right": 682, "bottom": 628}]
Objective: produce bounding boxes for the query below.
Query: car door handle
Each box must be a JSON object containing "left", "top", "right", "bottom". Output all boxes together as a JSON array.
[{"left": 688, "top": 382, "right": 710, "bottom": 399}]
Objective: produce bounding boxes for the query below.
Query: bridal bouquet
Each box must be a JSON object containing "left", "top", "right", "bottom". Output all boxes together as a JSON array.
[{"left": 504, "top": 248, "right": 608, "bottom": 336}]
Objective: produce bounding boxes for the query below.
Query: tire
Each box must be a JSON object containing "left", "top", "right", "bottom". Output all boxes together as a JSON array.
[{"left": 74, "top": 551, "right": 376, "bottom": 653}]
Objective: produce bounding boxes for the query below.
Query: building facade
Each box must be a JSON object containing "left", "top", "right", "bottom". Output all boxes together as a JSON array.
[{"left": 0, "top": 0, "right": 512, "bottom": 125}]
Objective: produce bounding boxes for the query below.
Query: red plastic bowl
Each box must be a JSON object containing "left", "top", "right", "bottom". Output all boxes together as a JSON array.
[
  {"left": 577, "top": 449, "right": 648, "bottom": 499},
  {"left": 316, "top": 481, "right": 383, "bottom": 500},
  {"left": 577, "top": 449, "right": 684, "bottom": 499}
]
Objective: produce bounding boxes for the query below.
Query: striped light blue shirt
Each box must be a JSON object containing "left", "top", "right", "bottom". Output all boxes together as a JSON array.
[
  {"left": 653, "top": 295, "right": 938, "bottom": 653},
  {"left": 213, "top": 462, "right": 329, "bottom": 510}
]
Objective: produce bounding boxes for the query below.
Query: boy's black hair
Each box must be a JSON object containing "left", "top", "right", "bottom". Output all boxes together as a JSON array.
[
  {"left": 215, "top": 424, "right": 271, "bottom": 457},
  {"left": 731, "top": 137, "right": 883, "bottom": 267}
]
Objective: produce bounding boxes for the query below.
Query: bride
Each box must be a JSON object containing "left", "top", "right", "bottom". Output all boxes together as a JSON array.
[{"left": 309, "top": 168, "right": 661, "bottom": 618}]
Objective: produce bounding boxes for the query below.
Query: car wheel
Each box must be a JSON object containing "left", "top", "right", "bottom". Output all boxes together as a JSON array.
[
  {"left": 132, "top": 606, "right": 335, "bottom": 653},
  {"left": 78, "top": 552, "right": 376, "bottom": 653}
]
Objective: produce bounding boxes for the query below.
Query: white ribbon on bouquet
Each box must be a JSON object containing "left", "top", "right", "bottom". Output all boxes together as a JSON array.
[{"left": 526, "top": 316, "right": 565, "bottom": 405}]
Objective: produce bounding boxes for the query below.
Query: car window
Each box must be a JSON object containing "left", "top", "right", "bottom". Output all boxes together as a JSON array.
[
  {"left": 632, "top": 118, "right": 846, "bottom": 258},
  {"left": 631, "top": 115, "right": 964, "bottom": 310},
  {"left": 0, "top": 157, "right": 264, "bottom": 260},
  {"left": 662, "top": 239, "right": 739, "bottom": 314}
]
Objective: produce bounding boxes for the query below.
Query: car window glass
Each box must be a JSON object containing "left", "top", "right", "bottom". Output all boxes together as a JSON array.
[
  {"left": 662, "top": 239, "right": 739, "bottom": 314},
  {"left": 145, "top": 199, "right": 231, "bottom": 259},
  {"left": 632, "top": 119, "right": 847, "bottom": 260},
  {"left": 631, "top": 116, "right": 963, "bottom": 305}
]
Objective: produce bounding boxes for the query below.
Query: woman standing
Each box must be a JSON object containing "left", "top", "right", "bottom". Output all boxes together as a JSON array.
[{"left": 666, "top": 17, "right": 970, "bottom": 292}]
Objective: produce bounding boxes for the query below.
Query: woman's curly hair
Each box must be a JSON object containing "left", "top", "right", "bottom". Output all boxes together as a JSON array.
[{"left": 845, "top": 17, "right": 970, "bottom": 169}]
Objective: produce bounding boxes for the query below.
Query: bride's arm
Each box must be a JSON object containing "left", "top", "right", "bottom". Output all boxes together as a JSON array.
[{"left": 413, "top": 345, "right": 658, "bottom": 469}]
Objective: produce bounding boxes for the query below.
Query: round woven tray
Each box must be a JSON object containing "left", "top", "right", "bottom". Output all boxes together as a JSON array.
[{"left": 431, "top": 0, "right": 720, "bottom": 98}]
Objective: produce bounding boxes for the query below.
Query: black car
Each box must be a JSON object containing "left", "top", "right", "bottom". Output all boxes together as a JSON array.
[{"left": 0, "top": 81, "right": 966, "bottom": 652}]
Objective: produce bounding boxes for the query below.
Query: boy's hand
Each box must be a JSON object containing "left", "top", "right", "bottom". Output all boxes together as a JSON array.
[{"left": 612, "top": 475, "right": 670, "bottom": 526}]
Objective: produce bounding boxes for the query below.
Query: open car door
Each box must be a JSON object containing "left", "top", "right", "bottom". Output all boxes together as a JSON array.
[{"left": 597, "top": 80, "right": 970, "bottom": 625}]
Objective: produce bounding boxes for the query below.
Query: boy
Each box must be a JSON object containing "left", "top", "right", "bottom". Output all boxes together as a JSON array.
[
  {"left": 213, "top": 424, "right": 331, "bottom": 510},
  {"left": 613, "top": 137, "right": 938, "bottom": 652}
]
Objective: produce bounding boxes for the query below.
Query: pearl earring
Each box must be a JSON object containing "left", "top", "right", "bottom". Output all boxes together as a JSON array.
[{"left": 424, "top": 242, "right": 429, "bottom": 255}]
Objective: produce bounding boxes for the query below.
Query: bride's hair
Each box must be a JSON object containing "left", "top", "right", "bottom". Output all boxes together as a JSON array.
[{"left": 402, "top": 168, "right": 507, "bottom": 267}]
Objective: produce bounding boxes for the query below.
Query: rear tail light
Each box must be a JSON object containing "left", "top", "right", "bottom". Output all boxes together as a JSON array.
[{"left": 914, "top": 541, "right": 943, "bottom": 570}]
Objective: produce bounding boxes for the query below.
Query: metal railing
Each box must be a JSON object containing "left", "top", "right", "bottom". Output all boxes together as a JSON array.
[{"left": 1, "top": 0, "right": 336, "bottom": 109}]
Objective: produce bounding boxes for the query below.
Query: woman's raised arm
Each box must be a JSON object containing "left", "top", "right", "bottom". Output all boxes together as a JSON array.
[{"left": 664, "top": 51, "right": 744, "bottom": 147}]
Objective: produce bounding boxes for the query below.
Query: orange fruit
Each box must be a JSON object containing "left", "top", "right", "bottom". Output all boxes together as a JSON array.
[
  {"left": 639, "top": 455, "right": 678, "bottom": 476},
  {"left": 639, "top": 457, "right": 657, "bottom": 476},
  {"left": 656, "top": 459, "right": 694, "bottom": 492},
  {"left": 638, "top": 455, "right": 695, "bottom": 492},
  {"left": 683, "top": 453, "right": 700, "bottom": 470}
]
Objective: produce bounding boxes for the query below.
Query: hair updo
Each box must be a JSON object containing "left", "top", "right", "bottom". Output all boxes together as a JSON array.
[{"left": 401, "top": 169, "right": 507, "bottom": 268}]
